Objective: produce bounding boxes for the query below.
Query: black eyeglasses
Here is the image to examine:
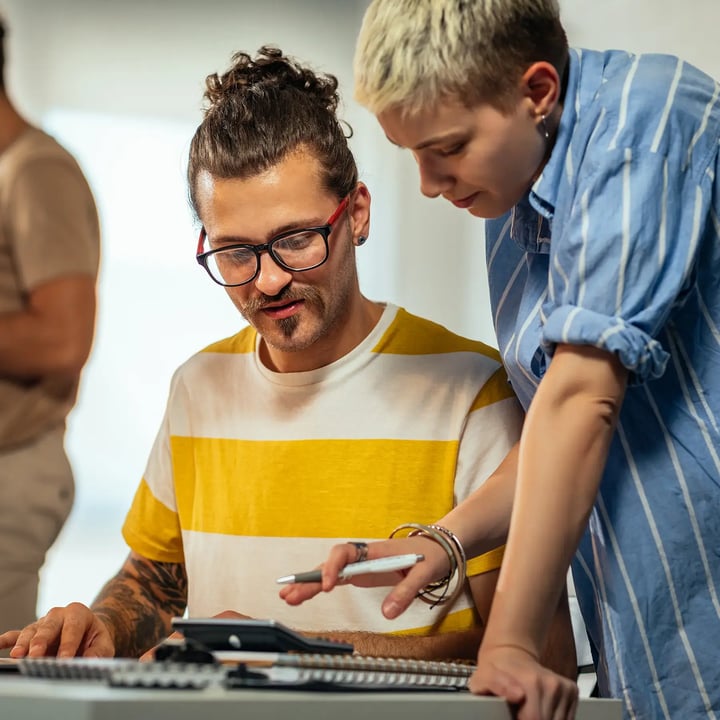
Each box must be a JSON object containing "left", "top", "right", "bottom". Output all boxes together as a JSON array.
[{"left": 196, "top": 196, "right": 350, "bottom": 287}]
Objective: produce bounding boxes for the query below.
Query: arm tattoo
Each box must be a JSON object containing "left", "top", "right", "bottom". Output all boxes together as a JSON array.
[{"left": 92, "top": 554, "right": 187, "bottom": 658}]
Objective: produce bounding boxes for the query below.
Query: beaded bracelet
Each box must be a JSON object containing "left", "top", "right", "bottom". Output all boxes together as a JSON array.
[{"left": 389, "top": 522, "right": 467, "bottom": 609}]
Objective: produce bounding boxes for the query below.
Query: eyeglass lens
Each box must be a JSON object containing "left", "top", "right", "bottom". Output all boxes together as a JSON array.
[{"left": 206, "top": 229, "right": 328, "bottom": 286}]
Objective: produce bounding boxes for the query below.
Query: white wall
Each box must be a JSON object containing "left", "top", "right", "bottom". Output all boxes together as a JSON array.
[
  {"left": 562, "top": 0, "right": 720, "bottom": 79},
  {"left": 0, "top": 0, "right": 718, "bottom": 611}
]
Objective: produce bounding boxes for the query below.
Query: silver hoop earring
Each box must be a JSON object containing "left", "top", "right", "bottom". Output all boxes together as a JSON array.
[
  {"left": 540, "top": 114, "right": 550, "bottom": 141},
  {"left": 356, "top": 235, "right": 367, "bottom": 246}
]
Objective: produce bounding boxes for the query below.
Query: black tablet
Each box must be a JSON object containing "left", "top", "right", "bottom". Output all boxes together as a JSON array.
[{"left": 171, "top": 618, "right": 354, "bottom": 655}]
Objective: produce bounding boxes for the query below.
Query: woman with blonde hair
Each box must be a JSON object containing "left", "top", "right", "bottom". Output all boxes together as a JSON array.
[{"left": 282, "top": 2, "right": 720, "bottom": 718}]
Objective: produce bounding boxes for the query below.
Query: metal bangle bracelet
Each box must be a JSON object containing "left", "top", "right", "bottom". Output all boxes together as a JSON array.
[
  {"left": 428, "top": 524, "right": 467, "bottom": 581},
  {"left": 389, "top": 523, "right": 459, "bottom": 607}
]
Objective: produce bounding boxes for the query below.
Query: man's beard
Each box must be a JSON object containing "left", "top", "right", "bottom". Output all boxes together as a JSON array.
[
  {"left": 276, "top": 314, "right": 300, "bottom": 338},
  {"left": 242, "top": 285, "right": 324, "bottom": 340}
]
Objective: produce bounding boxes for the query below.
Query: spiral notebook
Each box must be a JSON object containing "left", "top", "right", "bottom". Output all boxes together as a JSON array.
[
  {"left": 245, "top": 652, "right": 474, "bottom": 690},
  {"left": 18, "top": 654, "right": 474, "bottom": 691}
]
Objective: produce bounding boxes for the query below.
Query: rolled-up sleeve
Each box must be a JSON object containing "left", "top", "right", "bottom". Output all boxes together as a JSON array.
[{"left": 541, "top": 144, "right": 708, "bottom": 383}]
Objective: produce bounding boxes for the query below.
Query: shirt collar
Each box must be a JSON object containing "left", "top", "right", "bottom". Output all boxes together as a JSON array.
[
  {"left": 531, "top": 48, "right": 583, "bottom": 217},
  {"left": 509, "top": 49, "right": 603, "bottom": 252}
]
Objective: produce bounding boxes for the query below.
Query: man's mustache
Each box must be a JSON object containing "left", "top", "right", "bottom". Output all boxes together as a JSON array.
[{"left": 242, "top": 286, "right": 322, "bottom": 314}]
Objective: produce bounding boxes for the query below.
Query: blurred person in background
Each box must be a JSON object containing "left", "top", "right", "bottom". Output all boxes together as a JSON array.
[{"left": 0, "top": 16, "right": 100, "bottom": 635}]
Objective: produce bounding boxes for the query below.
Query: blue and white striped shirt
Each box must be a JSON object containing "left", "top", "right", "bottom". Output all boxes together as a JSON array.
[{"left": 485, "top": 48, "right": 720, "bottom": 719}]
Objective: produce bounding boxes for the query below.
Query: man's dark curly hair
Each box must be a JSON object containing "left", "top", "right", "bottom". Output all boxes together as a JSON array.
[{"left": 187, "top": 45, "right": 357, "bottom": 219}]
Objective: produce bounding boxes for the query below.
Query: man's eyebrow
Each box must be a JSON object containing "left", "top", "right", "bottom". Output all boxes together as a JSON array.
[{"left": 210, "top": 217, "right": 324, "bottom": 245}]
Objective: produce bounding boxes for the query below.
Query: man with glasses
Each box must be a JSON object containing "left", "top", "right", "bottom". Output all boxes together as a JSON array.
[
  {"left": 196, "top": 196, "right": 349, "bottom": 289},
  {"left": 0, "top": 47, "right": 575, "bottom": 674}
]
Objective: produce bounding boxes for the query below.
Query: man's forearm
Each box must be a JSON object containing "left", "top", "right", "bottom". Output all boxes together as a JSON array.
[
  {"left": 321, "top": 627, "right": 483, "bottom": 661},
  {"left": 91, "top": 555, "right": 187, "bottom": 658}
]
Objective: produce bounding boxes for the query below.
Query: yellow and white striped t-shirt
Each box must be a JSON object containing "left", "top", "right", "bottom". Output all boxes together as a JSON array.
[{"left": 122, "top": 304, "right": 523, "bottom": 636}]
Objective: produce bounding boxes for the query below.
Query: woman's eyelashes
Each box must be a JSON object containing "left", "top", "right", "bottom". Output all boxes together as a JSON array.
[{"left": 436, "top": 141, "right": 467, "bottom": 157}]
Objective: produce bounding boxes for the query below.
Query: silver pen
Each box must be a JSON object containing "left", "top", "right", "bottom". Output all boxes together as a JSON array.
[{"left": 276, "top": 553, "right": 424, "bottom": 584}]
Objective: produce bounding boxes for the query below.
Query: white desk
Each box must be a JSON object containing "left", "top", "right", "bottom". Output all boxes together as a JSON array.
[{"left": 0, "top": 675, "right": 621, "bottom": 720}]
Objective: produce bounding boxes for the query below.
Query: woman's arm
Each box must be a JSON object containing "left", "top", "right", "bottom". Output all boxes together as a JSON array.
[
  {"left": 469, "top": 567, "right": 577, "bottom": 680},
  {"left": 481, "top": 344, "right": 627, "bottom": 658},
  {"left": 469, "top": 344, "right": 627, "bottom": 714}
]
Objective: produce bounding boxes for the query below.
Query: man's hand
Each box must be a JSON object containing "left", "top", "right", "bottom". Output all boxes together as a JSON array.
[
  {"left": 0, "top": 602, "right": 114, "bottom": 658},
  {"left": 138, "top": 610, "right": 253, "bottom": 662},
  {"left": 469, "top": 644, "right": 579, "bottom": 720}
]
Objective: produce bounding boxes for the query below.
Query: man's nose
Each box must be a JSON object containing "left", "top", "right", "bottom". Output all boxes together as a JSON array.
[{"left": 253, "top": 251, "right": 293, "bottom": 296}]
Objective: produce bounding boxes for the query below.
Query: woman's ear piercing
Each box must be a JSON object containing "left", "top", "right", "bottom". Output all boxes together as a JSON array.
[
  {"left": 540, "top": 114, "right": 550, "bottom": 140},
  {"left": 356, "top": 235, "right": 367, "bottom": 245}
]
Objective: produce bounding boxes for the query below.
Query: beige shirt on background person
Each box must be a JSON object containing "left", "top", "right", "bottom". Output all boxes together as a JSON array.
[{"left": 0, "top": 127, "right": 100, "bottom": 450}]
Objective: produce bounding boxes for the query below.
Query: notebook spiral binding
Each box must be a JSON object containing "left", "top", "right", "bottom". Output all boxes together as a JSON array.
[
  {"left": 271, "top": 654, "right": 473, "bottom": 689},
  {"left": 19, "top": 654, "right": 475, "bottom": 691},
  {"left": 19, "top": 658, "right": 225, "bottom": 690}
]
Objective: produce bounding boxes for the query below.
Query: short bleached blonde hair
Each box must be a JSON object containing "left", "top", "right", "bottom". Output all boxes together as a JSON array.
[{"left": 354, "top": 0, "right": 568, "bottom": 116}]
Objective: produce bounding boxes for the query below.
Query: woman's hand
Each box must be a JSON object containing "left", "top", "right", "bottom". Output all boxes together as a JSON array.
[
  {"left": 278, "top": 535, "right": 450, "bottom": 619},
  {"left": 469, "top": 644, "right": 579, "bottom": 720}
]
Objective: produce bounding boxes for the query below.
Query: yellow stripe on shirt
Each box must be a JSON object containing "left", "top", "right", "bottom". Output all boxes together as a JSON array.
[
  {"left": 470, "top": 366, "right": 518, "bottom": 411},
  {"left": 373, "top": 308, "right": 502, "bottom": 359},
  {"left": 122, "top": 479, "right": 185, "bottom": 563},
  {"left": 171, "top": 436, "right": 458, "bottom": 538},
  {"left": 387, "top": 606, "right": 480, "bottom": 636},
  {"left": 201, "top": 326, "right": 256, "bottom": 355},
  {"left": 467, "top": 545, "right": 505, "bottom": 576}
]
